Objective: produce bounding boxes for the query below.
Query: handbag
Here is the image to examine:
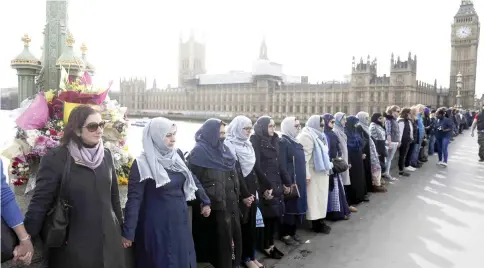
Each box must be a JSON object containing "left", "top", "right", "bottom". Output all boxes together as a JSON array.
[
  {"left": 284, "top": 156, "right": 300, "bottom": 200},
  {"left": 1, "top": 218, "right": 18, "bottom": 263},
  {"left": 40, "top": 149, "right": 72, "bottom": 248},
  {"left": 332, "top": 157, "right": 349, "bottom": 173}
]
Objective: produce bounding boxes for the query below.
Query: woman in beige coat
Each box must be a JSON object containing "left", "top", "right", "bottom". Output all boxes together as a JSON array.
[{"left": 297, "top": 115, "right": 333, "bottom": 234}]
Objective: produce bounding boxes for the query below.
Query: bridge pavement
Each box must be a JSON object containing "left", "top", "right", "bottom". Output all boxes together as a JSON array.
[{"left": 263, "top": 131, "right": 484, "bottom": 268}]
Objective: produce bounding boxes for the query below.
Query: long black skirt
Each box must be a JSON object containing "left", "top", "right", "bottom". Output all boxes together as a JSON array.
[
  {"left": 347, "top": 149, "right": 368, "bottom": 205},
  {"left": 192, "top": 209, "right": 242, "bottom": 268},
  {"left": 241, "top": 204, "right": 257, "bottom": 262}
]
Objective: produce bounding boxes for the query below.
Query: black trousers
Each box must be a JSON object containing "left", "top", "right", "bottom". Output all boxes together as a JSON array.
[
  {"left": 263, "top": 217, "right": 278, "bottom": 249},
  {"left": 399, "top": 139, "right": 411, "bottom": 171},
  {"left": 280, "top": 223, "right": 297, "bottom": 237},
  {"left": 405, "top": 141, "right": 415, "bottom": 168}
]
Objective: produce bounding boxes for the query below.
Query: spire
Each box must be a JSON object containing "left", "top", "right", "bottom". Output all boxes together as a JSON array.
[
  {"left": 153, "top": 79, "right": 157, "bottom": 89},
  {"left": 259, "top": 37, "right": 268, "bottom": 60}
]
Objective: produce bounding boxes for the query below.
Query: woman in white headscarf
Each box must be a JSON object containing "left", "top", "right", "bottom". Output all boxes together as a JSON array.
[
  {"left": 297, "top": 115, "right": 333, "bottom": 234},
  {"left": 122, "top": 117, "right": 211, "bottom": 268},
  {"left": 224, "top": 116, "right": 266, "bottom": 268},
  {"left": 278, "top": 116, "right": 307, "bottom": 245}
]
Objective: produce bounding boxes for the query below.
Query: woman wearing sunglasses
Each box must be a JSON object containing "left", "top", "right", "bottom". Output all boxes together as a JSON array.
[
  {"left": 122, "top": 117, "right": 211, "bottom": 268},
  {"left": 278, "top": 116, "right": 307, "bottom": 246},
  {"left": 24, "top": 105, "right": 126, "bottom": 268}
]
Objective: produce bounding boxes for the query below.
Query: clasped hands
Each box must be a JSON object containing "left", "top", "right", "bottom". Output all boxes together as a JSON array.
[{"left": 13, "top": 239, "right": 34, "bottom": 265}]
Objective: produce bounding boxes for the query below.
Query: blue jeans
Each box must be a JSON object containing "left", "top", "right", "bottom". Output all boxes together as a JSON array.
[
  {"left": 410, "top": 141, "right": 421, "bottom": 166},
  {"left": 428, "top": 135, "right": 436, "bottom": 155},
  {"left": 436, "top": 136, "right": 450, "bottom": 163}
]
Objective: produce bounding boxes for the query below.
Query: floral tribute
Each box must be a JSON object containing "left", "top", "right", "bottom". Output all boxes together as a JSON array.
[{"left": 2, "top": 76, "right": 133, "bottom": 192}]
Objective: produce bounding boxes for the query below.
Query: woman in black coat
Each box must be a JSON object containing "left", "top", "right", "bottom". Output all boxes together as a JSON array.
[
  {"left": 251, "top": 116, "right": 291, "bottom": 259},
  {"left": 224, "top": 115, "right": 267, "bottom": 268},
  {"left": 24, "top": 105, "right": 126, "bottom": 268},
  {"left": 188, "top": 118, "right": 242, "bottom": 268}
]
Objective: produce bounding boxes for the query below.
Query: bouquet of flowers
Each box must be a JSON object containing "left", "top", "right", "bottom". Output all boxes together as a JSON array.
[{"left": 3, "top": 74, "right": 132, "bottom": 192}]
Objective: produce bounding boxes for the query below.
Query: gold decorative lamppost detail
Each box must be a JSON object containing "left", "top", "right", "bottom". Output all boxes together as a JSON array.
[{"left": 10, "top": 34, "right": 42, "bottom": 105}]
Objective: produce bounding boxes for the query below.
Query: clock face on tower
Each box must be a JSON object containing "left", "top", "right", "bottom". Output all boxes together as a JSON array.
[{"left": 456, "top": 26, "right": 472, "bottom": 38}]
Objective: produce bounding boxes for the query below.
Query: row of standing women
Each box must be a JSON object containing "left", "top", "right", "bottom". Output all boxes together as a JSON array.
[{"left": 16, "top": 105, "right": 400, "bottom": 268}]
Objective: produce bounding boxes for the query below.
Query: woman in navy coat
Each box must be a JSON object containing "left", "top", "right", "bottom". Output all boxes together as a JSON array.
[
  {"left": 122, "top": 117, "right": 211, "bottom": 268},
  {"left": 278, "top": 116, "right": 307, "bottom": 245}
]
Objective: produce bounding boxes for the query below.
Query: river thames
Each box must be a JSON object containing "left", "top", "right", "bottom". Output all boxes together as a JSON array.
[{"left": 0, "top": 109, "right": 204, "bottom": 163}]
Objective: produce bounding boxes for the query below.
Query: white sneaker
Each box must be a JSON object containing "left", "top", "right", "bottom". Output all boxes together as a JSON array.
[
  {"left": 384, "top": 174, "right": 397, "bottom": 181},
  {"left": 405, "top": 166, "right": 416, "bottom": 172},
  {"left": 441, "top": 162, "right": 448, "bottom": 167},
  {"left": 437, "top": 161, "right": 443, "bottom": 166}
]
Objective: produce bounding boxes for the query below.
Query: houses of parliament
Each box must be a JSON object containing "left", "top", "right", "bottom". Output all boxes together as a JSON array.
[{"left": 117, "top": 1, "right": 479, "bottom": 120}]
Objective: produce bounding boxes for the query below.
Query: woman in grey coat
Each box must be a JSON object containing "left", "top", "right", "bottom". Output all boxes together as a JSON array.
[{"left": 25, "top": 105, "right": 126, "bottom": 268}]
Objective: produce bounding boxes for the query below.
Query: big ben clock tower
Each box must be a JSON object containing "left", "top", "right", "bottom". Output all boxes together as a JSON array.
[{"left": 449, "top": 0, "right": 480, "bottom": 108}]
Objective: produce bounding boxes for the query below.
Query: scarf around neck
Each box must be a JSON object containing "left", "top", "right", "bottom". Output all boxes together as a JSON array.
[
  {"left": 137, "top": 117, "right": 197, "bottom": 200},
  {"left": 224, "top": 116, "right": 256, "bottom": 177},
  {"left": 68, "top": 140, "right": 104, "bottom": 169},
  {"left": 333, "top": 112, "right": 347, "bottom": 144},
  {"left": 303, "top": 115, "right": 332, "bottom": 173}
]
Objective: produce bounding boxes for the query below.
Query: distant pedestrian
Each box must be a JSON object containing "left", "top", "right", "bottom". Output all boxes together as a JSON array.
[
  {"left": 435, "top": 108, "right": 453, "bottom": 167},
  {"left": 471, "top": 105, "right": 484, "bottom": 162}
]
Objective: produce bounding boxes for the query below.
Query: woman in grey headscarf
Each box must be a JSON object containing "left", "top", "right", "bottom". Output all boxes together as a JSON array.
[
  {"left": 122, "top": 117, "right": 211, "bottom": 268},
  {"left": 356, "top": 112, "right": 387, "bottom": 193},
  {"left": 224, "top": 116, "right": 265, "bottom": 268},
  {"left": 279, "top": 116, "right": 307, "bottom": 245}
]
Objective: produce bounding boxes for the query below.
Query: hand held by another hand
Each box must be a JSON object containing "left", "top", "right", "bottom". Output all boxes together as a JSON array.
[
  {"left": 283, "top": 185, "right": 291, "bottom": 194},
  {"left": 243, "top": 196, "right": 254, "bottom": 207},
  {"left": 13, "top": 239, "right": 34, "bottom": 265},
  {"left": 122, "top": 237, "right": 133, "bottom": 248},
  {"left": 263, "top": 189, "right": 273, "bottom": 200},
  {"left": 201, "top": 205, "right": 211, "bottom": 217}
]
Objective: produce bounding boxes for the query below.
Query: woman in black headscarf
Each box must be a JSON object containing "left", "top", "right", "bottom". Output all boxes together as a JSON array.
[
  {"left": 251, "top": 116, "right": 291, "bottom": 259},
  {"left": 188, "top": 118, "right": 242, "bottom": 268},
  {"left": 345, "top": 116, "right": 369, "bottom": 205}
]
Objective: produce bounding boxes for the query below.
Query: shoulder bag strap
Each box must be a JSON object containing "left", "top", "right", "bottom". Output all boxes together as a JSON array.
[
  {"left": 59, "top": 148, "right": 72, "bottom": 202},
  {"left": 292, "top": 156, "right": 297, "bottom": 184}
]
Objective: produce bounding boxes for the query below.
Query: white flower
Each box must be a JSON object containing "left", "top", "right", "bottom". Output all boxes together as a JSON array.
[
  {"left": 46, "top": 130, "right": 51, "bottom": 136},
  {"left": 24, "top": 167, "right": 29, "bottom": 171},
  {"left": 114, "top": 153, "right": 121, "bottom": 161},
  {"left": 9, "top": 168, "right": 14, "bottom": 174},
  {"left": 18, "top": 163, "right": 24, "bottom": 168},
  {"left": 18, "top": 167, "right": 24, "bottom": 172}
]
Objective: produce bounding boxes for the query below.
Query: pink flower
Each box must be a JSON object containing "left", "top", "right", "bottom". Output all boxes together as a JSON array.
[{"left": 35, "top": 135, "right": 48, "bottom": 145}]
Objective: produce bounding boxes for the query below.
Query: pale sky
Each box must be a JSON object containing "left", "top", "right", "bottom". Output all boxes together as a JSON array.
[{"left": 0, "top": 0, "right": 483, "bottom": 96}]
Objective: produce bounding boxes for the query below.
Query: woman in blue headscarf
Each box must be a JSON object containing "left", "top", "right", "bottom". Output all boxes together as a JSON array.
[
  {"left": 122, "top": 117, "right": 211, "bottom": 268},
  {"left": 189, "top": 118, "right": 242, "bottom": 268},
  {"left": 345, "top": 116, "right": 370, "bottom": 205},
  {"left": 297, "top": 115, "right": 333, "bottom": 234},
  {"left": 251, "top": 116, "right": 291, "bottom": 259},
  {"left": 322, "top": 113, "right": 351, "bottom": 221}
]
